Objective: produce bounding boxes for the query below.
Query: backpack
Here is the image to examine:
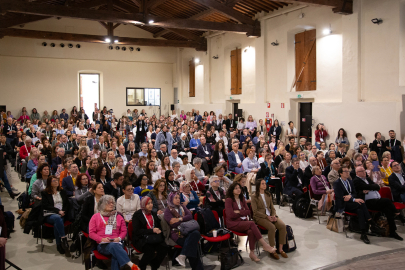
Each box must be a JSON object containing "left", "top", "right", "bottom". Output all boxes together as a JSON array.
[
  {"left": 17, "top": 191, "right": 31, "bottom": 211},
  {"left": 293, "top": 197, "right": 313, "bottom": 218},
  {"left": 196, "top": 208, "right": 220, "bottom": 235},
  {"left": 219, "top": 247, "right": 244, "bottom": 270},
  {"left": 276, "top": 225, "right": 296, "bottom": 253}
]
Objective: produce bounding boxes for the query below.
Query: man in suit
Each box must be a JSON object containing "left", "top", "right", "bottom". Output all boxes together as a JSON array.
[
  {"left": 60, "top": 108, "right": 69, "bottom": 122},
  {"left": 388, "top": 161, "right": 405, "bottom": 202},
  {"left": 354, "top": 166, "right": 404, "bottom": 240},
  {"left": 58, "top": 135, "right": 72, "bottom": 155},
  {"left": 123, "top": 133, "right": 135, "bottom": 150},
  {"left": 87, "top": 131, "right": 99, "bottom": 151},
  {"left": 333, "top": 167, "right": 383, "bottom": 244},
  {"left": 51, "top": 148, "right": 65, "bottom": 175},
  {"left": 194, "top": 110, "right": 202, "bottom": 123},
  {"left": 303, "top": 157, "right": 317, "bottom": 187},
  {"left": 284, "top": 158, "right": 305, "bottom": 198},
  {"left": 225, "top": 113, "right": 237, "bottom": 132},
  {"left": 92, "top": 108, "right": 104, "bottom": 125},
  {"left": 155, "top": 125, "right": 173, "bottom": 152},
  {"left": 228, "top": 142, "right": 244, "bottom": 173},
  {"left": 134, "top": 116, "right": 147, "bottom": 148},
  {"left": 104, "top": 172, "right": 124, "bottom": 200},
  {"left": 116, "top": 145, "right": 131, "bottom": 165},
  {"left": 197, "top": 136, "right": 213, "bottom": 174},
  {"left": 328, "top": 159, "right": 341, "bottom": 186},
  {"left": 386, "top": 130, "right": 403, "bottom": 162},
  {"left": 156, "top": 144, "right": 169, "bottom": 161},
  {"left": 62, "top": 163, "right": 79, "bottom": 197}
]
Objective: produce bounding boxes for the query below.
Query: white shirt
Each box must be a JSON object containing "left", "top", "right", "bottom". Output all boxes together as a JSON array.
[
  {"left": 395, "top": 173, "right": 405, "bottom": 185},
  {"left": 116, "top": 194, "right": 140, "bottom": 220},
  {"left": 233, "top": 151, "right": 241, "bottom": 164},
  {"left": 261, "top": 193, "right": 271, "bottom": 216},
  {"left": 215, "top": 136, "right": 228, "bottom": 149}
]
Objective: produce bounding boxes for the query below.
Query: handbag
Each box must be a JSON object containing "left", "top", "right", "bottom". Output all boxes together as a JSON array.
[
  {"left": 144, "top": 233, "right": 164, "bottom": 244},
  {"left": 219, "top": 247, "right": 244, "bottom": 270},
  {"left": 178, "top": 220, "right": 200, "bottom": 236},
  {"left": 326, "top": 216, "right": 343, "bottom": 233}
]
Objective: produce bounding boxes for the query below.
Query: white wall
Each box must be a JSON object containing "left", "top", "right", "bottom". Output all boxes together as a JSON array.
[{"left": 176, "top": 0, "right": 405, "bottom": 145}]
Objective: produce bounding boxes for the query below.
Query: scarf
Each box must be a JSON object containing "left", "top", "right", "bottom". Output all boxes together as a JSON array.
[
  {"left": 140, "top": 196, "right": 152, "bottom": 214},
  {"left": 99, "top": 210, "right": 118, "bottom": 230},
  {"left": 167, "top": 192, "right": 184, "bottom": 218},
  {"left": 208, "top": 187, "right": 224, "bottom": 201}
]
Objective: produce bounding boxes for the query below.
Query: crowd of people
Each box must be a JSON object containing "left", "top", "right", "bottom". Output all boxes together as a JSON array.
[{"left": 1, "top": 106, "right": 405, "bottom": 270}]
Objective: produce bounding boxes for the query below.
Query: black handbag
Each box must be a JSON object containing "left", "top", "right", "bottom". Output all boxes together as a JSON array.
[{"left": 144, "top": 233, "right": 164, "bottom": 244}]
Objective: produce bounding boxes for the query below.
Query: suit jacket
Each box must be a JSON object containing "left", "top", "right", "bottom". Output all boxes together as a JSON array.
[
  {"left": 156, "top": 150, "right": 169, "bottom": 161},
  {"left": 353, "top": 176, "right": 380, "bottom": 201},
  {"left": 322, "top": 165, "right": 331, "bottom": 178},
  {"left": 197, "top": 143, "right": 213, "bottom": 159},
  {"left": 251, "top": 192, "right": 277, "bottom": 223},
  {"left": 62, "top": 175, "right": 75, "bottom": 197},
  {"left": 81, "top": 195, "right": 95, "bottom": 231},
  {"left": 58, "top": 142, "right": 73, "bottom": 155},
  {"left": 104, "top": 181, "right": 123, "bottom": 200},
  {"left": 257, "top": 125, "right": 269, "bottom": 142},
  {"left": 212, "top": 150, "right": 228, "bottom": 168},
  {"left": 194, "top": 115, "right": 202, "bottom": 123},
  {"left": 328, "top": 169, "right": 340, "bottom": 186},
  {"left": 41, "top": 189, "right": 70, "bottom": 215},
  {"left": 269, "top": 126, "right": 282, "bottom": 141},
  {"left": 228, "top": 151, "right": 244, "bottom": 172},
  {"left": 388, "top": 173, "right": 405, "bottom": 202},
  {"left": 52, "top": 156, "right": 63, "bottom": 174},
  {"left": 284, "top": 166, "right": 305, "bottom": 196},
  {"left": 87, "top": 138, "right": 99, "bottom": 151},
  {"left": 333, "top": 178, "right": 358, "bottom": 211},
  {"left": 135, "top": 120, "right": 147, "bottom": 136},
  {"left": 115, "top": 153, "right": 131, "bottom": 163},
  {"left": 92, "top": 112, "right": 104, "bottom": 122},
  {"left": 225, "top": 119, "right": 237, "bottom": 130},
  {"left": 224, "top": 198, "right": 251, "bottom": 229}
]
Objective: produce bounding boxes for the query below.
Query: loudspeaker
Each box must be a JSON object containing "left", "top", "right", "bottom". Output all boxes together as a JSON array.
[{"left": 170, "top": 104, "right": 175, "bottom": 111}]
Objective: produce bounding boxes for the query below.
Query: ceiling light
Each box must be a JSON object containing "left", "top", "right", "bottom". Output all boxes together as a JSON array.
[
  {"left": 114, "top": 39, "right": 119, "bottom": 43},
  {"left": 105, "top": 38, "right": 111, "bottom": 43},
  {"left": 323, "top": 24, "right": 332, "bottom": 35},
  {"left": 148, "top": 20, "right": 154, "bottom": 24},
  {"left": 194, "top": 58, "right": 200, "bottom": 64}
]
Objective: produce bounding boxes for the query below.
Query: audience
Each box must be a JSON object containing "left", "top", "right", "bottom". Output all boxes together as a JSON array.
[
  {"left": 133, "top": 174, "right": 153, "bottom": 199},
  {"left": 388, "top": 161, "right": 405, "bottom": 202},
  {"left": 147, "top": 179, "right": 168, "bottom": 215},
  {"left": 116, "top": 181, "right": 140, "bottom": 223}
]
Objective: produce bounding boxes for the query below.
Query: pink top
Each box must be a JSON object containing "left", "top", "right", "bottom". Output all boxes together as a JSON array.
[
  {"left": 89, "top": 213, "right": 127, "bottom": 243},
  {"left": 180, "top": 114, "right": 187, "bottom": 120}
]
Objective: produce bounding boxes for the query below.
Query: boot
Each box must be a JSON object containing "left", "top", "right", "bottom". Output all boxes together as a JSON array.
[
  {"left": 61, "top": 237, "right": 71, "bottom": 257},
  {"left": 56, "top": 244, "right": 65, "bottom": 255}
]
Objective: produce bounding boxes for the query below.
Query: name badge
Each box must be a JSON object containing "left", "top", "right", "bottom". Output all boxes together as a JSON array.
[
  {"left": 320, "top": 138, "right": 324, "bottom": 142},
  {"left": 105, "top": 225, "right": 113, "bottom": 235},
  {"left": 273, "top": 131, "right": 276, "bottom": 135},
  {"left": 261, "top": 132, "right": 263, "bottom": 135},
  {"left": 125, "top": 214, "right": 132, "bottom": 221},
  {"left": 205, "top": 151, "right": 209, "bottom": 155}
]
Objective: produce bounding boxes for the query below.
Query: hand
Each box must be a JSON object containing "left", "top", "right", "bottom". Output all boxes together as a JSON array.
[
  {"left": 113, "top": 238, "right": 120, "bottom": 242},
  {"left": 234, "top": 210, "right": 240, "bottom": 214},
  {"left": 111, "top": 181, "right": 117, "bottom": 188},
  {"left": 355, "top": 198, "right": 364, "bottom": 204},
  {"left": 377, "top": 144, "right": 381, "bottom": 147},
  {"left": 157, "top": 210, "right": 163, "bottom": 215},
  {"left": 169, "top": 218, "right": 178, "bottom": 225},
  {"left": 153, "top": 228, "right": 161, "bottom": 234},
  {"left": 386, "top": 146, "right": 392, "bottom": 150},
  {"left": 326, "top": 189, "right": 334, "bottom": 194},
  {"left": 0, "top": 238, "right": 7, "bottom": 247},
  {"left": 363, "top": 190, "right": 369, "bottom": 194},
  {"left": 59, "top": 211, "right": 65, "bottom": 216},
  {"left": 182, "top": 201, "right": 188, "bottom": 206},
  {"left": 343, "top": 195, "right": 352, "bottom": 201},
  {"left": 101, "top": 237, "right": 110, "bottom": 242},
  {"left": 205, "top": 157, "right": 209, "bottom": 160}
]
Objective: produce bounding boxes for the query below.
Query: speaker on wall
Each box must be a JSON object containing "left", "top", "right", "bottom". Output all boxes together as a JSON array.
[{"left": 170, "top": 104, "right": 175, "bottom": 111}]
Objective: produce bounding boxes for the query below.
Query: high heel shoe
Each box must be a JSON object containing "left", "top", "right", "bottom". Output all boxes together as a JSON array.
[
  {"left": 249, "top": 253, "right": 260, "bottom": 262},
  {"left": 263, "top": 245, "right": 277, "bottom": 254}
]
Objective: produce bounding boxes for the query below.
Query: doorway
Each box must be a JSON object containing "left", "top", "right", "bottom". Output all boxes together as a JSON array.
[
  {"left": 299, "top": 102, "right": 312, "bottom": 140},
  {"left": 233, "top": 102, "right": 242, "bottom": 121},
  {"left": 79, "top": 74, "right": 100, "bottom": 120}
]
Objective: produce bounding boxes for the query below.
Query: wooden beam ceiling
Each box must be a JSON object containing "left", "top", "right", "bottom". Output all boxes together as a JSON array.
[
  {"left": 269, "top": 0, "right": 352, "bottom": 14},
  {"left": 147, "top": 0, "right": 170, "bottom": 10},
  {"left": 0, "top": 28, "right": 207, "bottom": 50}
]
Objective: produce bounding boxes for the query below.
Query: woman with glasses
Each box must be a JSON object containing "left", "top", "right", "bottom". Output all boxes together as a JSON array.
[
  {"left": 147, "top": 179, "right": 168, "bottom": 215},
  {"left": 205, "top": 176, "right": 226, "bottom": 217},
  {"left": 117, "top": 181, "right": 140, "bottom": 223},
  {"left": 133, "top": 174, "right": 153, "bottom": 199},
  {"left": 179, "top": 181, "right": 201, "bottom": 214}
]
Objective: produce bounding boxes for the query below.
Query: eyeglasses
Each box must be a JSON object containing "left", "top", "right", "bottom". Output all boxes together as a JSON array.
[
  {"left": 342, "top": 170, "right": 349, "bottom": 173},
  {"left": 107, "top": 201, "right": 115, "bottom": 205},
  {"left": 392, "top": 164, "right": 400, "bottom": 167},
  {"left": 212, "top": 180, "right": 220, "bottom": 183}
]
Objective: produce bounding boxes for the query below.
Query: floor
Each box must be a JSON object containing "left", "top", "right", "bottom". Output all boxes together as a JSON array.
[{"left": 2, "top": 170, "right": 405, "bottom": 270}]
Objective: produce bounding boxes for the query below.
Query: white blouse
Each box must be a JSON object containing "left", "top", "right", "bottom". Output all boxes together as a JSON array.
[{"left": 116, "top": 194, "right": 141, "bottom": 220}]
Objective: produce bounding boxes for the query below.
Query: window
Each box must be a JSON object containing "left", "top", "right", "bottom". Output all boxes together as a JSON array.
[
  {"left": 79, "top": 73, "right": 100, "bottom": 118},
  {"left": 189, "top": 60, "right": 195, "bottom": 97},
  {"left": 295, "top": 29, "right": 316, "bottom": 91},
  {"left": 230, "top": 48, "right": 242, "bottom": 95},
  {"left": 126, "top": 88, "right": 161, "bottom": 106}
]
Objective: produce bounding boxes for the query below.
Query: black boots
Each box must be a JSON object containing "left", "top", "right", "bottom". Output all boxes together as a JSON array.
[
  {"left": 56, "top": 244, "right": 65, "bottom": 255},
  {"left": 360, "top": 233, "right": 370, "bottom": 244},
  {"left": 61, "top": 237, "right": 71, "bottom": 257}
]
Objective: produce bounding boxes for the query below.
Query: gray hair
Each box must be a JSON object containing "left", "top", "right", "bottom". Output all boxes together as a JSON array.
[
  {"left": 193, "top": 157, "right": 202, "bottom": 165},
  {"left": 25, "top": 136, "right": 32, "bottom": 142},
  {"left": 209, "top": 175, "right": 219, "bottom": 184},
  {"left": 172, "top": 161, "right": 180, "bottom": 167},
  {"left": 97, "top": 195, "right": 116, "bottom": 212}
]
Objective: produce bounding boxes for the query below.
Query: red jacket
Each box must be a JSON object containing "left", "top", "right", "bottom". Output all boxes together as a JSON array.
[
  {"left": 224, "top": 197, "right": 251, "bottom": 229},
  {"left": 19, "top": 145, "right": 33, "bottom": 159},
  {"left": 189, "top": 180, "right": 205, "bottom": 195},
  {"left": 314, "top": 130, "right": 328, "bottom": 143}
]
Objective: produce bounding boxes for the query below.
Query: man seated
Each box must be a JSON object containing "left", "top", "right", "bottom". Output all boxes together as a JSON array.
[
  {"left": 197, "top": 136, "right": 213, "bottom": 175},
  {"left": 104, "top": 172, "right": 124, "bottom": 200},
  {"left": 285, "top": 137, "right": 295, "bottom": 155},
  {"left": 62, "top": 163, "right": 79, "bottom": 197},
  {"left": 138, "top": 142, "right": 149, "bottom": 158},
  {"left": 388, "top": 161, "right": 405, "bottom": 202},
  {"left": 87, "top": 131, "right": 98, "bottom": 151},
  {"left": 169, "top": 149, "right": 182, "bottom": 166},
  {"left": 333, "top": 167, "right": 383, "bottom": 244},
  {"left": 52, "top": 148, "right": 65, "bottom": 175},
  {"left": 116, "top": 145, "right": 130, "bottom": 165},
  {"left": 328, "top": 159, "right": 341, "bottom": 186},
  {"left": 123, "top": 133, "right": 135, "bottom": 151},
  {"left": 284, "top": 158, "right": 305, "bottom": 199},
  {"left": 303, "top": 157, "right": 317, "bottom": 187},
  {"left": 228, "top": 142, "right": 244, "bottom": 174},
  {"left": 58, "top": 135, "right": 72, "bottom": 155},
  {"left": 353, "top": 166, "right": 404, "bottom": 240},
  {"left": 156, "top": 143, "right": 169, "bottom": 161}
]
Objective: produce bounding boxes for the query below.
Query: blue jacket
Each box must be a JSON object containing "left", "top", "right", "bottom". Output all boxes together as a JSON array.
[
  {"left": 194, "top": 115, "right": 202, "bottom": 123},
  {"left": 197, "top": 143, "right": 213, "bottom": 159},
  {"left": 62, "top": 175, "right": 75, "bottom": 197},
  {"left": 87, "top": 138, "right": 99, "bottom": 151},
  {"left": 26, "top": 160, "right": 38, "bottom": 179},
  {"left": 180, "top": 190, "right": 200, "bottom": 211},
  {"left": 154, "top": 131, "right": 173, "bottom": 152},
  {"left": 228, "top": 151, "right": 244, "bottom": 172}
]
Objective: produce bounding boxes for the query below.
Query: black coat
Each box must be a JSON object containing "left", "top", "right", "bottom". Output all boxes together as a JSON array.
[
  {"left": 284, "top": 166, "right": 304, "bottom": 196},
  {"left": 41, "top": 189, "right": 70, "bottom": 215},
  {"left": 303, "top": 165, "right": 313, "bottom": 187},
  {"left": 269, "top": 126, "right": 282, "bottom": 141},
  {"left": 388, "top": 173, "right": 405, "bottom": 202},
  {"left": 104, "top": 181, "right": 123, "bottom": 200},
  {"left": 81, "top": 195, "right": 95, "bottom": 231},
  {"left": 135, "top": 120, "right": 147, "bottom": 136},
  {"left": 131, "top": 210, "right": 163, "bottom": 251},
  {"left": 225, "top": 119, "right": 237, "bottom": 130},
  {"left": 353, "top": 176, "right": 380, "bottom": 201},
  {"left": 333, "top": 178, "right": 358, "bottom": 211},
  {"left": 370, "top": 139, "right": 385, "bottom": 159},
  {"left": 212, "top": 150, "right": 228, "bottom": 168}
]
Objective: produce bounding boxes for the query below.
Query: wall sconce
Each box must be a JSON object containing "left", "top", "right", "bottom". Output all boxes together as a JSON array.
[
  {"left": 371, "top": 18, "right": 383, "bottom": 25},
  {"left": 271, "top": 40, "right": 279, "bottom": 46},
  {"left": 323, "top": 24, "right": 332, "bottom": 35},
  {"left": 194, "top": 58, "right": 200, "bottom": 64},
  {"left": 212, "top": 55, "right": 219, "bottom": 59}
]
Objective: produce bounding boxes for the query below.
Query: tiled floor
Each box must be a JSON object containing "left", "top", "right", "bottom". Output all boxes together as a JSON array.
[{"left": 2, "top": 170, "right": 405, "bottom": 270}]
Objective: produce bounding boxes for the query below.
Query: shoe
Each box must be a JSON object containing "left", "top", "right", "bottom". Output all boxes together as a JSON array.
[
  {"left": 96, "top": 260, "right": 108, "bottom": 269},
  {"left": 370, "top": 224, "right": 384, "bottom": 234},
  {"left": 61, "top": 237, "right": 71, "bottom": 257},
  {"left": 120, "top": 265, "right": 131, "bottom": 270},
  {"left": 175, "top": 254, "right": 186, "bottom": 267},
  {"left": 9, "top": 192, "right": 20, "bottom": 200},
  {"left": 11, "top": 187, "right": 18, "bottom": 192},
  {"left": 389, "top": 232, "right": 403, "bottom": 241},
  {"left": 277, "top": 250, "right": 288, "bottom": 258},
  {"left": 360, "top": 233, "right": 370, "bottom": 244},
  {"left": 56, "top": 244, "right": 65, "bottom": 255},
  {"left": 249, "top": 253, "right": 260, "bottom": 262},
  {"left": 269, "top": 253, "right": 279, "bottom": 260}
]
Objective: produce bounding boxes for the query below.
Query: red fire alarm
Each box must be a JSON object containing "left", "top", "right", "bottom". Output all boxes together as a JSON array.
[{"left": 281, "top": 103, "right": 285, "bottom": 108}]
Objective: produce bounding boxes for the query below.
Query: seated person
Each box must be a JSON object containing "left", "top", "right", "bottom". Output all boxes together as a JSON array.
[
  {"left": 81, "top": 182, "right": 104, "bottom": 233},
  {"left": 28, "top": 155, "right": 46, "bottom": 195},
  {"left": 135, "top": 156, "right": 147, "bottom": 178},
  {"left": 233, "top": 174, "right": 251, "bottom": 204},
  {"left": 310, "top": 166, "right": 334, "bottom": 213},
  {"left": 123, "top": 163, "right": 137, "bottom": 187},
  {"left": 284, "top": 158, "right": 305, "bottom": 199},
  {"left": 225, "top": 182, "right": 277, "bottom": 262},
  {"left": 333, "top": 167, "right": 383, "bottom": 244},
  {"left": 133, "top": 174, "right": 153, "bottom": 199},
  {"left": 192, "top": 158, "right": 209, "bottom": 184},
  {"left": 179, "top": 156, "right": 194, "bottom": 174},
  {"left": 278, "top": 152, "right": 292, "bottom": 178},
  {"left": 228, "top": 142, "right": 244, "bottom": 174},
  {"left": 205, "top": 176, "right": 226, "bottom": 217},
  {"left": 62, "top": 163, "right": 79, "bottom": 197},
  {"left": 381, "top": 156, "right": 393, "bottom": 186},
  {"left": 257, "top": 154, "right": 283, "bottom": 205},
  {"left": 164, "top": 193, "right": 202, "bottom": 269},
  {"left": 251, "top": 179, "right": 288, "bottom": 260},
  {"left": 179, "top": 181, "right": 201, "bottom": 213},
  {"left": 212, "top": 140, "right": 228, "bottom": 169},
  {"left": 132, "top": 197, "right": 168, "bottom": 270},
  {"left": 196, "top": 136, "right": 213, "bottom": 175},
  {"left": 95, "top": 165, "right": 111, "bottom": 187},
  {"left": 316, "top": 151, "right": 328, "bottom": 172},
  {"left": 147, "top": 179, "right": 168, "bottom": 215},
  {"left": 158, "top": 156, "right": 172, "bottom": 179},
  {"left": 74, "top": 173, "right": 94, "bottom": 203},
  {"left": 104, "top": 172, "right": 124, "bottom": 200},
  {"left": 185, "top": 169, "right": 205, "bottom": 196},
  {"left": 41, "top": 175, "right": 71, "bottom": 256},
  {"left": 354, "top": 166, "right": 404, "bottom": 240},
  {"left": 388, "top": 161, "right": 405, "bottom": 202},
  {"left": 117, "top": 181, "right": 140, "bottom": 223},
  {"left": 31, "top": 163, "right": 51, "bottom": 201},
  {"left": 89, "top": 195, "right": 138, "bottom": 270},
  {"left": 214, "top": 165, "right": 232, "bottom": 191}
]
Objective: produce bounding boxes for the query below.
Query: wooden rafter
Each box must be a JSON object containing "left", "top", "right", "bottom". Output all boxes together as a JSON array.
[
  {"left": 269, "top": 0, "right": 352, "bottom": 14},
  {"left": 147, "top": 0, "right": 170, "bottom": 10}
]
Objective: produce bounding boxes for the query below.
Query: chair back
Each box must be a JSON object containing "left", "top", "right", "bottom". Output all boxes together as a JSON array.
[
  {"left": 379, "top": 187, "right": 393, "bottom": 201},
  {"left": 282, "top": 176, "right": 286, "bottom": 184},
  {"left": 308, "top": 184, "right": 315, "bottom": 199},
  {"left": 128, "top": 221, "right": 133, "bottom": 239},
  {"left": 212, "top": 210, "right": 219, "bottom": 222}
]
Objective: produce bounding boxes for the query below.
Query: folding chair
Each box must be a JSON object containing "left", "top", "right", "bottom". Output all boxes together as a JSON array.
[
  {"left": 280, "top": 177, "right": 293, "bottom": 212},
  {"left": 89, "top": 246, "right": 128, "bottom": 270},
  {"left": 222, "top": 209, "right": 249, "bottom": 251},
  {"left": 38, "top": 220, "right": 72, "bottom": 252},
  {"left": 79, "top": 231, "right": 89, "bottom": 264},
  {"left": 379, "top": 186, "right": 405, "bottom": 225},
  {"left": 307, "top": 184, "right": 320, "bottom": 223}
]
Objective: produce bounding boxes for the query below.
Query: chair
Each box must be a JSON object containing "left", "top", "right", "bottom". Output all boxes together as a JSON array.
[
  {"left": 89, "top": 245, "right": 128, "bottom": 270},
  {"left": 38, "top": 220, "right": 72, "bottom": 252},
  {"left": 227, "top": 160, "right": 238, "bottom": 179},
  {"left": 307, "top": 184, "right": 320, "bottom": 224},
  {"left": 222, "top": 209, "right": 249, "bottom": 251},
  {"left": 379, "top": 186, "right": 405, "bottom": 225},
  {"left": 280, "top": 177, "right": 293, "bottom": 212},
  {"left": 79, "top": 231, "right": 89, "bottom": 264}
]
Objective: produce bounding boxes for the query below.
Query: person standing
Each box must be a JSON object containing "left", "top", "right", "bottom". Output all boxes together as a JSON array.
[{"left": 385, "top": 130, "right": 402, "bottom": 163}]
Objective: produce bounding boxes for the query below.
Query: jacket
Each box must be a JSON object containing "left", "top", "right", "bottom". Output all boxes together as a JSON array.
[
  {"left": 353, "top": 176, "right": 380, "bottom": 201},
  {"left": 225, "top": 119, "right": 237, "bottom": 130},
  {"left": 81, "top": 195, "right": 96, "bottom": 232},
  {"left": 228, "top": 151, "right": 244, "bottom": 172},
  {"left": 197, "top": 143, "right": 213, "bottom": 159},
  {"left": 163, "top": 205, "right": 192, "bottom": 242},
  {"left": 257, "top": 125, "right": 269, "bottom": 142},
  {"left": 155, "top": 132, "right": 174, "bottom": 152},
  {"left": 147, "top": 192, "right": 164, "bottom": 215},
  {"left": 224, "top": 197, "right": 251, "bottom": 229},
  {"left": 284, "top": 166, "right": 304, "bottom": 197},
  {"left": 388, "top": 173, "right": 405, "bottom": 202},
  {"left": 333, "top": 178, "right": 358, "bottom": 212},
  {"left": 62, "top": 175, "right": 75, "bottom": 197},
  {"left": 87, "top": 139, "right": 99, "bottom": 151},
  {"left": 180, "top": 190, "right": 200, "bottom": 211},
  {"left": 104, "top": 181, "right": 123, "bottom": 200},
  {"left": 251, "top": 192, "right": 277, "bottom": 223},
  {"left": 26, "top": 159, "right": 38, "bottom": 179},
  {"left": 212, "top": 150, "right": 228, "bottom": 169},
  {"left": 131, "top": 210, "right": 164, "bottom": 251},
  {"left": 269, "top": 126, "right": 282, "bottom": 141},
  {"left": 309, "top": 175, "right": 331, "bottom": 200},
  {"left": 41, "top": 189, "right": 70, "bottom": 215},
  {"left": 52, "top": 156, "right": 63, "bottom": 174}
]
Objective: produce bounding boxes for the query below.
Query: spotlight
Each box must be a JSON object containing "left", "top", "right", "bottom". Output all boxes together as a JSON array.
[
  {"left": 212, "top": 55, "right": 219, "bottom": 59},
  {"left": 371, "top": 18, "right": 383, "bottom": 25},
  {"left": 271, "top": 40, "right": 279, "bottom": 46},
  {"left": 148, "top": 20, "right": 154, "bottom": 24},
  {"left": 122, "top": 47, "right": 126, "bottom": 51},
  {"left": 136, "top": 47, "right": 140, "bottom": 51},
  {"left": 50, "top": 43, "right": 55, "bottom": 47},
  {"left": 108, "top": 45, "right": 113, "bottom": 50},
  {"left": 129, "top": 47, "right": 134, "bottom": 51},
  {"left": 115, "top": 46, "right": 120, "bottom": 50},
  {"left": 323, "top": 28, "right": 332, "bottom": 35},
  {"left": 194, "top": 58, "right": 200, "bottom": 64},
  {"left": 114, "top": 40, "right": 119, "bottom": 43},
  {"left": 60, "top": 43, "right": 65, "bottom": 48},
  {"left": 105, "top": 38, "right": 111, "bottom": 43},
  {"left": 76, "top": 44, "right": 81, "bottom": 48},
  {"left": 68, "top": 44, "right": 73, "bottom": 48},
  {"left": 42, "top": 42, "right": 47, "bottom": 47}
]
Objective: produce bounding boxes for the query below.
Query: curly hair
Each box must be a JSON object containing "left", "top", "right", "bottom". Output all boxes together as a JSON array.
[{"left": 226, "top": 182, "right": 245, "bottom": 202}]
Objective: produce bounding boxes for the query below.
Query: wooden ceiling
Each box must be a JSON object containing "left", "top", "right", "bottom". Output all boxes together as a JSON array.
[{"left": 0, "top": 0, "right": 353, "bottom": 51}]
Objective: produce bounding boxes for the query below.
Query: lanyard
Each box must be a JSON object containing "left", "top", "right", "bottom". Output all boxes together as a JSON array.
[
  {"left": 160, "top": 199, "right": 166, "bottom": 209},
  {"left": 389, "top": 139, "right": 397, "bottom": 148},
  {"left": 340, "top": 178, "right": 351, "bottom": 194},
  {"left": 168, "top": 181, "right": 177, "bottom": 191},
  {"left": 316, "top": 175, "right": 329, "bottom": 189},
  {"left": 100, "top": 213, "right": 107, "bottom": 225},
  {"left": 319, "top": 160, "right": 324, "bottom": 170},
  {"left": 193, "top": 181, "right": 200, "bottom": 193},
  {"left": 382, "top": 166, "right": 391, "bottom": 176},
  {"left": 142, "top": 212, "right": 154, "bottom": 228}
]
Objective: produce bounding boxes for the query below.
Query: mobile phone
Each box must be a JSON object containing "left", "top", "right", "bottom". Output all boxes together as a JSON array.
[{"left": 109, "top": 239, "right": 114, "bottom": 242}]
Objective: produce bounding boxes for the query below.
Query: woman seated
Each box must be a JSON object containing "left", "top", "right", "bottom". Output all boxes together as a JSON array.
[
  {"left": 165, "top": 170, "right": 180, "bottom": 193},
  {"left": 164, "top": 193, "right": 202, "bottom": 270},
  {"left": 89, "top": 195, "right": 138, "bottom": 270},
  {"left": 117, "top": 181, "right": 140, "bottom": 223},
  {"left": 185, "top": 169, "right": 205, "bottom": 196},
  {"left": 234, "top": 174, "right": 251, "bottom": 204},
  {"left": 205, "top": 176, "right": 226, "bottom": 217},
  {"left": 224, "top": 182, "right": 277, "bottom": 262},
  {"left": 147, "top": 148, "right": 161, "bottom": 167},
  {"left": 111, "top": 157, "right": 125, "bottom": 178},
  {"left": 31, "top": 163, "right": 51, "bottom": 201},
  {"left": 364, "top": 160, "right": 384, "bottom": 186},
  {"left": 158, "top": 156, "right": 172, "bottom": 179},
  {"left": 147, "top": 179, "right": 168, "bottom": 215},
  {"left": 178, "top": 133, "right": 193, "bottom": 162},
  {"left": 278, "top": 152, "right": 292, "bottom": 178},
  {"left": 251, "top": 179, "right": 288, "bottom": 260},
  {"left": 243, "top": 149, "right": 260, "bottom": 175},
  {"left": 41, "top": 175, "right": 71, "bottom": 256},
  {"left": 81, "top": 182, "right": 104, "bottom": 233},
  {"left": 212, "top": 140, "right": 228, "bottom": 169},
  {"left": 145, "top": 161, "right": 160, "bottom": 184},
  {"left": 74, "top": 146, "right": 88, "bottom": 169},
  {"left": 189, "top": 133, "right": 201, "bottom": 154},
  {"left": 380, "top": 156, "right": 392, "bottom": 186},
  {"left": 133, "top": 174, "right": 153, "bottom": 199},
  {"left": 28, "top": 155, "right": 46, "bottom": 195},
  {"left": 192, "top": 158, "right": 209, "bottom": 184},
  {"left": 75, "top": 173, "right": 94, "bottom": 203},
  {"left": 123, "top": 163, "right": 137, "bottom": 187},
  {"left": 213, "top": 165, "right": 232, "bottom": 191},
  {"left": 310, "top": 166, "right": 334, "bottom": 213},
  {"left": 132, "top": 197, "right": 168, "bottom": 270},
  {"left": 86, "top": 158, "right": 99, "bottom": 179},
  {"left": 316, "top": 151, "right": 328, "bottom": 172},
  {"left": 172, "top": 161, "right": 185, "bottom": 183},
  {"left": 135, "top": 156, "right": 147, "bottom": 178},
  {"left": 26, "top": 148, "right": 40, "bottom": 182},
  {"left": 95, "top": 165, "right": 111, "bottom": 187},
  {"left": 258, "top": 154, "right": 283, "bottom": 205},
  {"left": 180, "top": 181, "right": 201, "bottom": 213},
  {"left": 299, "top": 152, "right": 309, "bottom": 170}
]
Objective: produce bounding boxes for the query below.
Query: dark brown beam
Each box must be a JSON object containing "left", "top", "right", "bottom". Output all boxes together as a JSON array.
[
  {"left": 269, "top": 0, "right": 352, "bottom": 14},
  {"left": 147, "top": 0, "right": 169, "bottom": 10},
  {"left": 153, "top": 29, "right": 170, "bottom": 38},
  {"left": 99, "top": 21, "right": 108, "bottom": 28},
  {"left": 113, "top": 23, "right": 120, "bottom": 29},
  {"left": 192, "top": 0, "right": 255, "bottom": 25},
  {"left": 226, "top": 0, "right": 244, "bottom": 7},
  {"left": 114, "top": 0, "right": 138, "bottom": 13},
  {"left": 0, "top": 27, "right": 207, "bottom": 50}
]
